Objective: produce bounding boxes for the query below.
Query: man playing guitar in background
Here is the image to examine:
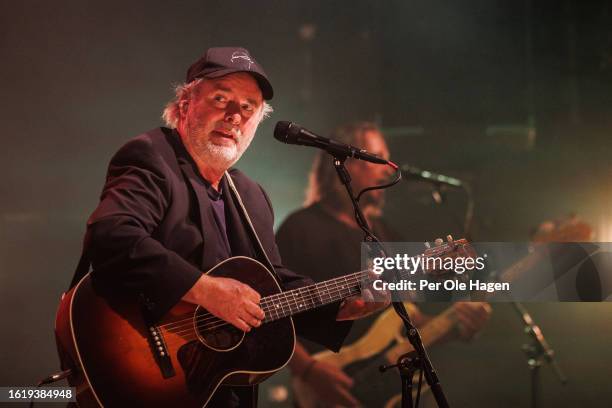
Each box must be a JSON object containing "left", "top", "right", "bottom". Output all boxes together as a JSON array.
[{"left": 276, "top": 121, "right": 491, "bottom": 407}]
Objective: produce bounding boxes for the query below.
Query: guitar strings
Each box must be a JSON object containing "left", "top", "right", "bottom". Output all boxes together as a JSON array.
[
  {"left": 164, "top": 276, "right": 368, "bottom": 337},
  {"left": 156, "top": 269, "right": 366, "bottom": 330},
  {"left": 156, "top": 247, "right": 461, "bottom": 337},
  {"left": 157, "top": 269, "right": 369, "bottom": 331},
  {"left": 196, "top": 272, "right": 366, "bottom": 324},
  {"left": 162, "top": 245, "right": 472, "bottom": 347},
  {"left": 161, "top": 285, "right": 365, "bottom": 346},
  {"left": 161, "top": 263, "right": 432, "bottom": 339},
  {"left": 156, "top": 244, "right": 458, "bottom": 331},
  {"left": 157, "top": 279, "right": 364, "bottom": 337},
  {"left": 159, "top": 261, "right": 417, "bottom": 333},
  {"left": 160, "top": 262, "right": 459, "bottom": 345},
  {"left": 164, "top": 277, "right": 366, "bottom": 337},
  {"left": 163, "top": 286, "right": 366, "bottom": 347},
  {"left": 158, "top": 271, "right": 364, "bottom": 327},
  {"left": 160, "top": 262, "right": 431, "bottom": 338}
]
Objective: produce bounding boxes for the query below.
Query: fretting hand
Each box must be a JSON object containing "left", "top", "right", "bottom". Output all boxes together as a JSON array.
[
  {"left": 453, "top": 302, "right": 492, "bottom": 341},
  {"left": 337, "top": 269, "right": 390, "bottom": 321}
]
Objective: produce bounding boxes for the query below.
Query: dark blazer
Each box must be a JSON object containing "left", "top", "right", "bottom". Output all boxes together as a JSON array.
[{"left": 75, "top": 127, "right": 350, "bottom": 351}]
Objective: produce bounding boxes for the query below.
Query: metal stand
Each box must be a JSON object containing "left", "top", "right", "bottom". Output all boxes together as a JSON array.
[
  {"left": 401, "top": 168, "right": 474, "bottom": 239},
  {"left": 380, "top": 352, "right": 423, "bottom": 408},
  {"left": 513, "top": 302, "right": 567, "bottom": 408},
  {"left": 526, "top": 354, "right": 541, "bottom": 408},
  {"left": 332, "top": 156, "right": 450, "bottom": 408}
]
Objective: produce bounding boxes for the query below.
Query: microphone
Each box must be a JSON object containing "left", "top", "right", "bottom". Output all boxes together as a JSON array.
[
  {"left": 401, "top": 165, "right": 464, "bottom": 188},
  {"left": 274, "top": 121, "right": 390, "bottom": 165}
]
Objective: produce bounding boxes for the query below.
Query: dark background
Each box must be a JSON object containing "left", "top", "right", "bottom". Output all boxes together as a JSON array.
[{"left": 1, "top": 1, "right": 611, "bottom": 406}]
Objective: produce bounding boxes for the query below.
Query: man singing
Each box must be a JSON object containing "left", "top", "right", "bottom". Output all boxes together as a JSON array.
[{"left": 71, "top": 47, "right": 389, "bottom": 407}]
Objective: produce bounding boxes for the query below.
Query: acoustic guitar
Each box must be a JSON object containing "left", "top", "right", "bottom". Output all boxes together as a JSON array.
[{"left": 55, "top": 240, "right": 469, "bottom": 407}]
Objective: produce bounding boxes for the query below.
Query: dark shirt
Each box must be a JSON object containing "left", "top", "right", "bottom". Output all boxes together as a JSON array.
[
  {"left": 199, "top": 178, "right": 249, "bottom": 407},
  {"left": 276, "top": 203, "right": 399, "bottom": 353},
  {"left": 204, "top": 180, "right": 233, "bottom": 264}
]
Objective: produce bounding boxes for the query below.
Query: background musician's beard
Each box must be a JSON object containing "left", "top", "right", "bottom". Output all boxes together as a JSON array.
[
  {"left": 323, "top": 190, "right": 385, "bottom": 227},
  {"left": 362, "top": 203, "right": 383, "bottom": 222},
  {"left": 360, "top": 190, "right": 385, "bottom": 221}
]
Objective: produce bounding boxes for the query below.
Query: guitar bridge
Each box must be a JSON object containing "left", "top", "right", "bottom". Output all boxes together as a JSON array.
[{"left": 147, "top": 325, "right": 175, "bottom": 379}]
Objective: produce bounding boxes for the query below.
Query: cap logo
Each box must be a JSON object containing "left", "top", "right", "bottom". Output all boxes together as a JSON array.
[{"left": 231, "top": 51, "right": 254, "bottom": 69}]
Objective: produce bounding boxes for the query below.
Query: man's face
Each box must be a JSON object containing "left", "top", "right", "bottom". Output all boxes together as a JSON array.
[
  {"left": 346, "top": 130, "right": 392, "bottom": 211},
  {"left": 178, "top": 72, "right": 264, "bottom": 171}
]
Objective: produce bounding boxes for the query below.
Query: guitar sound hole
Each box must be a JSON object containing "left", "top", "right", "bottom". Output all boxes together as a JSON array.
[{"left": 194, "top": 307, "right": 244, "bottom": 351}]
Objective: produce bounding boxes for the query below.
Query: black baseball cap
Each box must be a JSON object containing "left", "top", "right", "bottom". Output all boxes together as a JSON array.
[{"left": 186, "top": 47, "right": 274, "bottom": 100}]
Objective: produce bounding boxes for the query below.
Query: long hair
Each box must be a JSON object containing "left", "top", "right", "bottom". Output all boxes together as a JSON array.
[{"left": 304, "top": 121, "right": 381, "bottom": 207}]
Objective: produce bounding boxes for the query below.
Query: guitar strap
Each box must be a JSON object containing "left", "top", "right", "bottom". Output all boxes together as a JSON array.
[{"left": 224, "top": 171, "right": 281, "bottom": 283}]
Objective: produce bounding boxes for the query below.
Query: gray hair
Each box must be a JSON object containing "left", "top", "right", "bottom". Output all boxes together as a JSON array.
[
  {"left": 305, "top": 121, "right": 381, "bottom": 207},
  {"left": 161, "top": 78, "right": 273, "bottom": 128}
]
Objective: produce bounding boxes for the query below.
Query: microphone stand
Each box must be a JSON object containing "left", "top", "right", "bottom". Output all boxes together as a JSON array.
[
  {"left": 402, "top": 171, "right": 475, "bottom": 240},
  {"left": 332, "top": 156, "right": 450, "bottom": 408},
  {"left": 512, "top": 302, "right": 567, "bottom": 408},
  {"left": 379, "top": 352, "right": 422, "bottom": 408}
]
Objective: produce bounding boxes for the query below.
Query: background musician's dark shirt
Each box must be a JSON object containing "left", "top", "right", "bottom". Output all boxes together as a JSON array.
[{"left": 276, "top": 202, "right": 400, "bottom": 353}]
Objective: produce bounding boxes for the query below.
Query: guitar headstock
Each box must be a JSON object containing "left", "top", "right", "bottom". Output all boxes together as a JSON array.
[
  {"left": 423, "top": 236, "right": 474, "bottom": 257},
  {"left": 421, "top": 235, "right": 478, "bottom": 278}
]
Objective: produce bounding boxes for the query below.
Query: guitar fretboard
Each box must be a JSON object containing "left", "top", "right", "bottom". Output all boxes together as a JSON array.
[
  {"left": 259, "top": 240, "right": 468, "bottom": 323},
  {"left": 260, "top": 270, "right": 366, "bottom": 323}
]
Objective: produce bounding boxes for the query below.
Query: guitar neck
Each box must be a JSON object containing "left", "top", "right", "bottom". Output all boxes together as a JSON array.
[
  {"left": 261, "top": 270, "right": 367, "bottom": 323},
  {"left": 260, "top": 241, "right": 468, "bottom": 323}
]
